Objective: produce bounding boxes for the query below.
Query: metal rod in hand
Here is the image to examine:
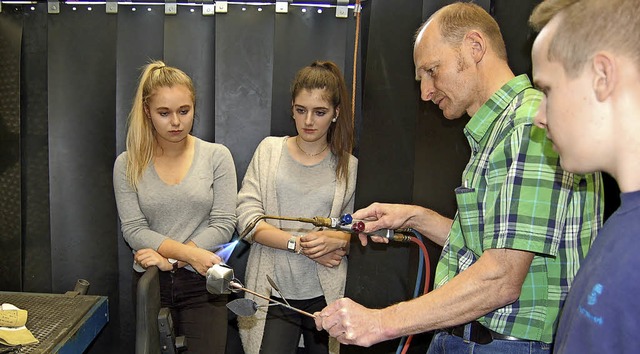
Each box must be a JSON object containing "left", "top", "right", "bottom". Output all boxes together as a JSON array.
[{"left": 229, "top": 281, "right": 316, "bottom": 318}]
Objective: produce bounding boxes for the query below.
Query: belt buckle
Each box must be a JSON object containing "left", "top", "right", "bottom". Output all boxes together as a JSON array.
[
  {"left": 469, "top": 321, "right": 493, "bottom": 345},
  {"left": 445, "top": 322, "right": 493, "bottom": 345}
]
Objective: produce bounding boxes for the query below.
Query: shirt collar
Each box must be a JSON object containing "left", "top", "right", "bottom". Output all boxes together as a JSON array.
[{"left": 464, "top": 74, "right": 533, "bottom": 145}]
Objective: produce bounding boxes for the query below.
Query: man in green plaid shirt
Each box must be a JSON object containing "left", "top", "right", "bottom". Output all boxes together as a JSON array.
[{"left": 315, "top": 3, "right": 603, "bottom": 353}]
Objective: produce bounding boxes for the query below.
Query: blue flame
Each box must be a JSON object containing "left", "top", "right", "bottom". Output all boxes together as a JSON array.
[{"left": 215, "top": 240, "right": 239, "bottom": 263}]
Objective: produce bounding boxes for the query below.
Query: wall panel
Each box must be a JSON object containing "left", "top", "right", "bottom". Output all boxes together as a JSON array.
[
  {"left": 215, "top": 4, "right": 275, "bottom": 187},
  {"left": 0, "top": 5, "right": 23, "bottom": 292},
  {"left": 164, "top": 6, "right": 216, "bottom": 142},
  {"left": 48, "top": 4, "right": 119, "bottom": 352}
]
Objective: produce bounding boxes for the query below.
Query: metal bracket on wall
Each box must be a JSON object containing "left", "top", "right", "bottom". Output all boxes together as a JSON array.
[
  {"left": 106, "top": 0, "right": 117, "bottom": 14},
  {"left": 202, "top": 0, "right": 215, "bottom": 15},
  {"left": 336, "top": 0, "right": 348, "bottom": 18},
  {"left": 165, "top": 0, "right": 177, "bottom": 15},
  {"left": 214, "top": 0, "right": 227, "bottom": 14},
  {"left": 275, "top": 1, "right": 289, "bottom": 14},
  {"left": 48, "top": 0, "right": 59, "bottom": 14}
]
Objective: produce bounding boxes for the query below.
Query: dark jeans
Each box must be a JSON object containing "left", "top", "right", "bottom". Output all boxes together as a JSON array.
[
  {"left": 260, "top": 295, "right": 329, "bottom": 354},
  {"left": 134, "top": 268, "right": 228, "bottom": 354},
  {"left": 427, "top": 331, "right": 552, "bottom": 354}
]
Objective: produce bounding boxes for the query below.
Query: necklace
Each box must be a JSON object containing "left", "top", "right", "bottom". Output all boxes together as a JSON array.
[{"left": 295, "top": 136, "right": 328, "bottom": 157}]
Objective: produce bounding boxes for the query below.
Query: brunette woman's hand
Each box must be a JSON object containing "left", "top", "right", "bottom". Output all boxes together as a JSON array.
[
  {"left": 300, "top": 230, "right": 349, "bottom": 259},
  {"left": 311, "top": 247, "right": 347, "bottom": 267}
]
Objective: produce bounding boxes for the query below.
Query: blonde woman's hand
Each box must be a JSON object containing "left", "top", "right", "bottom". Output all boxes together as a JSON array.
[
  {"left": 134, "top": 248, "right": 173, "bottom": 272},
  {"left": 187, "top": 247, "right": 223, "bottom": 275}
]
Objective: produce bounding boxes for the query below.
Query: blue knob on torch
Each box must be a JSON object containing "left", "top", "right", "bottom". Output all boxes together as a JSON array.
[{"left": 339, "top": 214, "right": 353, "bottom": 225}]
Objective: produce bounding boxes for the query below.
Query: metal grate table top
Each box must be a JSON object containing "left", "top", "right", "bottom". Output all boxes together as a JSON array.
[{"left": 0, "top": 292, "right": 108, "bottom": 353}]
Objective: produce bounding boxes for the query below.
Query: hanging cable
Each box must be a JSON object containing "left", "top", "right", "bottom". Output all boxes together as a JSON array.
[
  {"left": 350, "top": 0, "right": 361, "bottom": 131},
  {"left": 396, "top": 229, "right": 431, "bottom": 354},
  {"left": 396, "top": 230, "right": 424, "bottom": 354}
]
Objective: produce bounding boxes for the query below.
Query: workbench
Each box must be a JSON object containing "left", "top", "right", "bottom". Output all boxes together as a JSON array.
[{"left": 0, "top": 292, "right": 108, "bottom": 353}]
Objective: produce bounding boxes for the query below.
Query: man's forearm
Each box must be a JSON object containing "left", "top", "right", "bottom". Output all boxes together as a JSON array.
[{"left": 379, "top": 248, "right": 533, "bottom": 340}]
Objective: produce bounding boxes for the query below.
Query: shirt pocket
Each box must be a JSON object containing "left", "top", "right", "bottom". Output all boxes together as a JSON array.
[{"left": 454, "top": 186, "right": 483, "bottom": 254}]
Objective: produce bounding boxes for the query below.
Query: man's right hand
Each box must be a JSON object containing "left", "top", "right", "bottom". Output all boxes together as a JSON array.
[
  {"left": 351, "top": 203, "right": 417, "bottom": 246},
  {"left": 315, "top": 297, "right": 387, "bottom": 347}
]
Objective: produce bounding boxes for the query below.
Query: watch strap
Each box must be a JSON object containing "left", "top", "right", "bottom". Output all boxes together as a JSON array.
[{"left": 168, "top": 258, "right": 178, "bottom": 272}]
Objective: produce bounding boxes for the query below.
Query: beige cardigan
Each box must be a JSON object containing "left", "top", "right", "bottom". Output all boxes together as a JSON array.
[{"left": 236, "top": 136, "right": 358, "bottom": 354}]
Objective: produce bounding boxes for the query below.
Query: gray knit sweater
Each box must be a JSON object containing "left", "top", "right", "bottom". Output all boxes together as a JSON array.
[
  {"left": 236, "top": 136, "right": 358, "bottom": 354},
  {"left": 113, "top": 137, "right": 237, "bottom": 262}
]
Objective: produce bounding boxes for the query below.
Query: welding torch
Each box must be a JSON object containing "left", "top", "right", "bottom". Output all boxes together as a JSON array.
[{"left": 238, "top": 213, "right": 415, "bottom": 242}]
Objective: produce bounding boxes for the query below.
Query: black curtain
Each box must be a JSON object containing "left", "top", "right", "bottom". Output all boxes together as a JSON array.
[{"left": 0, "top": 2, "right": 24, "bottom": 292}]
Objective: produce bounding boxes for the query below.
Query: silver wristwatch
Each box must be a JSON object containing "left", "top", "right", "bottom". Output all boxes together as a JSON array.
[{"left": 287, "top": 237, "right": 297, "bottom": 253}]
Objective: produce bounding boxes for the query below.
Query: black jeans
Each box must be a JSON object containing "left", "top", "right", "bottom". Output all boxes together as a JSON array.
[
  {"left": 260, "top": 295, "right": 329, "bottom": 354},
  {"left": 134, "top": 268, "right": 228, "bottom": 354}
]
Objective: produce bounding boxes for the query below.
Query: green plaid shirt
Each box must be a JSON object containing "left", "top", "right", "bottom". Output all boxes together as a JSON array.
[{"left": 434, "top": 75, "right": 603, "bottom": 343}]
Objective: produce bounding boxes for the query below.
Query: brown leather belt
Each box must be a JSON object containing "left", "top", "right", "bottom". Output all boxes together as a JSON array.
[{"left": 443, "top": 321, "right": 525, "bottom": 344}]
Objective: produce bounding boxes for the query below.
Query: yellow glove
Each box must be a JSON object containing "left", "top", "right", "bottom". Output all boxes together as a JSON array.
[{"left": 0, "top": 303, "right": 38, "bottom": 346}]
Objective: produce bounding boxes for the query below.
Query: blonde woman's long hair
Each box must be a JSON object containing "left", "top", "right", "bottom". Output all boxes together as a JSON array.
[{"left": 125, "top": 60, "right": 195, "bottom": 189}]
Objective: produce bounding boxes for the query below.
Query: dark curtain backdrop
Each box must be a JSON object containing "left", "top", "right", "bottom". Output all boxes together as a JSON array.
[
  {"left": 0, "top": 1, "right": 23, "bottom": 293},
  {"left": 0, "top": 1, "right": 620, "bottom": 354}
]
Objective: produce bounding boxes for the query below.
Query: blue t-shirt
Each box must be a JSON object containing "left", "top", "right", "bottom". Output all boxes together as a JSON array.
[{"left": 554, "top": 190, "right": 640, "bottom": 353}]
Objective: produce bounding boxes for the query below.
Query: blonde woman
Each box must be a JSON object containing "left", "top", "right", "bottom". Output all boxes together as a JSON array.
[{"left": 113, "top": 61, "right": 237, "bottom": 353}]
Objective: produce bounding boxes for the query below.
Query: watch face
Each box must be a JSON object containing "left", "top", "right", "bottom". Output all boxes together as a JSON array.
[{"left": 287, "top": 238, "right": 296, "bottom": 252}]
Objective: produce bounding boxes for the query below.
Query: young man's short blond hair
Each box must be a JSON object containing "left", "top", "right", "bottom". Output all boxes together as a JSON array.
[{"left": 530, "top": 0, "right": 640, "bottom": 77}]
